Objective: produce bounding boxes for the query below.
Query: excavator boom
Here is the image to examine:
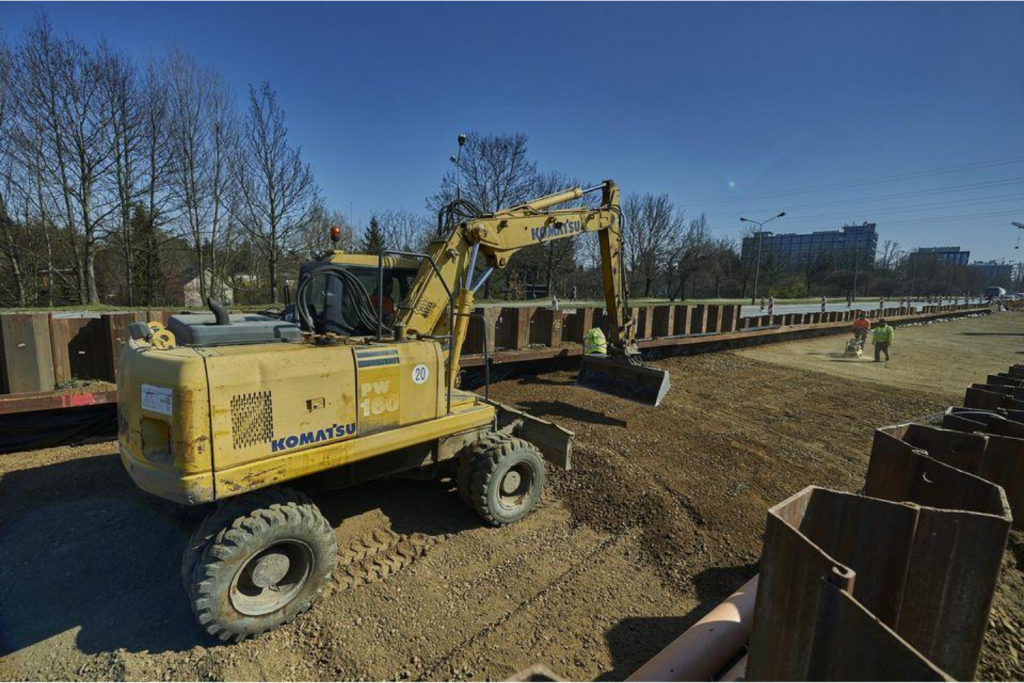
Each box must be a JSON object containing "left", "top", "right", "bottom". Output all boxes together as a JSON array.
[{"left": 394, "top": 180, "right": 670, "bottom": 407}]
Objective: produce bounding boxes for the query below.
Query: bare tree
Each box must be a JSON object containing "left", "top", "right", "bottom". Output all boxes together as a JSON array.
[
  {"left": 134, "top": 60, "right": 173, "bottom": 305},
  {"left": 97, "top": 42, "right": 146, "bottom": 304},
  {"left": 0, "top": 42, "right": 29, "bottom": 306},
  {"left": 702, "top": 237, "right": 739, "bottom": 299},
  {"left": 167, "top": 48, "right": 214, "bottom": 301},
  {"left": 13, "top": 18, "right": 115, "bottom": 303},
  {"left": 294, "top": 206, "right": 355, "bottom": 258},
  {"left": 370, "top": 208, "right": 431, "bottom": 252},
  {"left": 427, "top": 132, "right": 537, "bottom": 217},
  {"left": 206, "top": 72, "right": 236, "bottom": 293},
  {"left": 877, "top": 239, "right": 902, "bottom": 274},
  {"left": 666, "top": 214, "right": 711, "bottom": 300},
  {"left": 623, "top": 193, "right": 685, "bottom": 298},
  {"left": 232, "top": 82, "right": 320, "bottom": 303}
]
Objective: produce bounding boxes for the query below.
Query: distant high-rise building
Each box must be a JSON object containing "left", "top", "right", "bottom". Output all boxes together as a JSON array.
[
  {"left": 967, "top": 260, "right": 1013, "bottom": 287},
  {"left": 908, "top": 246, "right": 971, "bottom": 266},
  {"left": 740, "top": 223, "right": 878, "bottom": 271}
]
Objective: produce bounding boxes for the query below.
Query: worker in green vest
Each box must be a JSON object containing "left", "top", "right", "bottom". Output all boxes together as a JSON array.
[
  {"left": 872, "top": 318, "right": 894, "bottom": 362},
  {"left": 584, "top": 327, "right": 607, "bottom": 356}
]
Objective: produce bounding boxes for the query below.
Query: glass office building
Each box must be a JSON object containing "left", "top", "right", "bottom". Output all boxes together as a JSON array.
[
  {"left": 741, "top": 223, "right": 878, "bottom": 270},
  {"left": 909, "top": 246, "right": 971, "bottom": 266}
]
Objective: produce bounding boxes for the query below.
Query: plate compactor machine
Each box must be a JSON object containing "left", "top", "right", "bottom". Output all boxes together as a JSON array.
[{"left": 118, "top": 180, "right": 670, "bottom": 641}]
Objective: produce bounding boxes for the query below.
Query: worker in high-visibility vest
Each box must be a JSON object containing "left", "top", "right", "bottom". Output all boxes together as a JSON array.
[
  {"left": 872, "top": 318, "right": 894, "bottom": 362},
  {"left": 584, "top": 327, "right": 607, "bottom": 356}
]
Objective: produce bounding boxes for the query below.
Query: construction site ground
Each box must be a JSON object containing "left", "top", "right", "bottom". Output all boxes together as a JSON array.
[{"left": 1, "top": 312, "right": 1022, "bottom": 682}]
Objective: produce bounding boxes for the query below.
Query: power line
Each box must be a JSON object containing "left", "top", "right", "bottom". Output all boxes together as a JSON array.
[
  {"left": 866, "top": 210, "right": 1022, "bottom": 228},
  {"left": 701, "top": 177, "right": 1024, "bottom": 221},
  {"left": 691, "top": 154, "right": 1024, "bottom": 206},
  {"left": 750, "top": 192, "right": 1024, "bottom": 227}
]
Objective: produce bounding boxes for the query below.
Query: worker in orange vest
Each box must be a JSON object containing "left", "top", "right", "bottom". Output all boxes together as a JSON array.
[{"left": 852, "top": 313, "right": 871, "bottom": 345}]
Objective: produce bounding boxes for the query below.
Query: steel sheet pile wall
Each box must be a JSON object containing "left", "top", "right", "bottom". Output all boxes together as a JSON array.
[
  {"left": 747, "top": 487, "right": 961, "bottom": 681},
  {"left": 633, "top": 358, "right": 1018, "bottom": 683},
  {"left": 745, "top": 364, "right": 1021, "bottom": 681},
  {"left": 0, "top": 302, "right": 992, "bottom": 412},
  {"left": 458, "top": 302, "right": 986, "bottom": 365}
]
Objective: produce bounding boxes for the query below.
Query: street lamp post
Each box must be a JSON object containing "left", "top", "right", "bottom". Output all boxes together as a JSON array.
[{"left": 741, "top": 212, "right": 786, "bottom": 304}]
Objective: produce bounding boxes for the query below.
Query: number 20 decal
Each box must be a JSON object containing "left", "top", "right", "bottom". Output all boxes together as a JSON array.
[{"left": 412, "top": 364, "right": 429, "bottom": 384}]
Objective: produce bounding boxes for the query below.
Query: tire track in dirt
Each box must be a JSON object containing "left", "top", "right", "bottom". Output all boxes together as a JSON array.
[{"left": 417, "top": 534, "right": 621, "bottom": 680}]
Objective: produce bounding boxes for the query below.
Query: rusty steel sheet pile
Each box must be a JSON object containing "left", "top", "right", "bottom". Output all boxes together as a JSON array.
[{"left": 633, "top": 361, "right": 1023, "bottom": 683}]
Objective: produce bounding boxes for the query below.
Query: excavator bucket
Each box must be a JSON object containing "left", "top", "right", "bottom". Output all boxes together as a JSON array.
[{"left": 577, "top": 355, "right": 671, "bottom": 407}]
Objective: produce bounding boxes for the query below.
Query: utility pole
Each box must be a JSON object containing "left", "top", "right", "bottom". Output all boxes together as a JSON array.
[
  {"left": 852, "top": 248, "right": 860, "bottom": 301},
  {"left": 741, "top": 212, "right": 786, "bottom": 304},
  {"left": 909, "top": 251, "right": 919, "bottom": 300}
]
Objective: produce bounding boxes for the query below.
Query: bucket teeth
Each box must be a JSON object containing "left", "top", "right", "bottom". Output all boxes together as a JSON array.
[{"left": 577, "top": 355, "right": 670, "bottom": 407}]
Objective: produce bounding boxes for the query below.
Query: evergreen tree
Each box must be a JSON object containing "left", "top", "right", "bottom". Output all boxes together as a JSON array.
[{"left": 360, "top": 216, "right": 385, "bottom": 254}]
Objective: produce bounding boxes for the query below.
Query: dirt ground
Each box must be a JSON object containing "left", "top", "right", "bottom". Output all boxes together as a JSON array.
[
  {"left": 737, "top": 311, "right": 1006, "bottom": 398},
  {"left": 1, "top": 312, "right": 1022, "bottom": 681}
]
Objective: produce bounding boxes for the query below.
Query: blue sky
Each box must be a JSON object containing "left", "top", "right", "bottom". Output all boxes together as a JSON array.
[{"left": 2, "top": 2, "right": 1022, "bottom": 261}]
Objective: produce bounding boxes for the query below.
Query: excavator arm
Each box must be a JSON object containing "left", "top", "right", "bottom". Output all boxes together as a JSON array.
[
  {"left": 392, "top": 180, "right": 670, "bottom": 406},
  {"left": 396, "top": 181, "right": 632, "bottom": 345}
]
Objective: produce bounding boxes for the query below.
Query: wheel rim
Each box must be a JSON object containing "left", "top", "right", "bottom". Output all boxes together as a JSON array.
[
  {"left": 497, "top": 461, "right": 535, "bottom": 511},
  {"left": 229, "top": 540, "right": 313, "bottom": 616}
]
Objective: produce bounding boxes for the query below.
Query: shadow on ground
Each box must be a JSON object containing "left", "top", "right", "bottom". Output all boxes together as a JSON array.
[
  {"left": 310, "top": 476, "right": 480, "bottom": 539},
  {"left": 0, "top": 450, "right": 207, "bottom": 657},
  {"left": 599, "top": 563, "right": 757, "bottom": 681},
  {"left": 962, "top": 332, "right": 1024, "bottom": 337},
  {"left": 0, "top": 448, "right": 480, "bottom": 658},
  {"left": 516, "top": 400, "right": 627, "bottom": 427}
]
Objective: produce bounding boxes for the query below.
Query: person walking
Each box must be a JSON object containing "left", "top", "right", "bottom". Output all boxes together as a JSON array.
[
  {"left": 760, "top": 296, "right": 766, "bottom": 312},
  {"left": 820, "top": 294, "right": 827, "bottom": 313},
  {"left": 846, "top": 293, "right": 853, "bottom": 308},
  {"left": 570, "top": 284, "right": 578, "bottom": 302},
  {"left": 878, "top": 295, "right": 885, "bottom": 310},
  {"left": 767, "top": 295, "right": 775, "bottom": 317},
  {"left": 872, "top": 318, "right": 894, "bottom": 362}
]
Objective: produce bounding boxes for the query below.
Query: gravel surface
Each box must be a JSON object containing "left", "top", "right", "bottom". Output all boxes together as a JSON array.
[{"left": 1, "top": 312, "right": 1021, "bottom": 681}]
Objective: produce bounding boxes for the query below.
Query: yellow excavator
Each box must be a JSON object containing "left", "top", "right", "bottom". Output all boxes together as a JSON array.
[{"left": 118, "top": 179, "right": 669, "bottom": 642}]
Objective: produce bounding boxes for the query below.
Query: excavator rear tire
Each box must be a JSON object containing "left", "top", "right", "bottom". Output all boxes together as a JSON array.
[
  {"left": 180, "top": 487, "right": 314, "bottom": 593},
  {"left": 186, "top": 487, "right": 337, "bottom": 642},
  {"left": 464, "top": 436, "right": 546, "bottom": 526}
]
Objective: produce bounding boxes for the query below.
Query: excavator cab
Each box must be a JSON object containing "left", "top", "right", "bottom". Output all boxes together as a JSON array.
[{"left": 293, "top": 252, "right": 419, "bottom": 334}]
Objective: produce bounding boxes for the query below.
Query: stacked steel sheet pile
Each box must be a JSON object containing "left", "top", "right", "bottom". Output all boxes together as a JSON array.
[{"left": 632, "top": 364, "right": 1024, "bottom": 682}]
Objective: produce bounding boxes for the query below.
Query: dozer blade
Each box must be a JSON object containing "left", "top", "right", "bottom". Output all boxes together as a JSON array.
[{"left": 577, "top": 355, "right": 670, "bottom": 407}]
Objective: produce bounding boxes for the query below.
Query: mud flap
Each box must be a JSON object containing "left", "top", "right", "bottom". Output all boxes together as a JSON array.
[
  {"left": 577, "top": 354, "right": 671, "bottom": 407},
  {"left": 490, "top": 402, "right": 574, "bottom": 470}
]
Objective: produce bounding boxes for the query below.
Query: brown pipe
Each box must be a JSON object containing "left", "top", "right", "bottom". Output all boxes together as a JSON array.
[{"left": 627, "top": 576, "right": 758, "bottom": 682}]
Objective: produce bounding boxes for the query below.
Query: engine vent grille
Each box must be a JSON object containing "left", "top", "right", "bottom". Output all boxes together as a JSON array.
[{"left": 230, "top": 391, "right": 274, "bottom": 449}]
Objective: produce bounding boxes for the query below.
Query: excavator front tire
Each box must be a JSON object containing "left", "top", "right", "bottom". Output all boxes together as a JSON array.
[
  {"left": 185, "top": 486, "right": 337, "bottom": 642},
  {"left": 459, "top": 435, "right": 546, "bottom": 526}
]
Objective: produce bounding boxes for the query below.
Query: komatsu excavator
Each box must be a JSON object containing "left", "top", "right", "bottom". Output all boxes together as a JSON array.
[{"left": 118, "top": 178, "right": 670, "bottom": 642}]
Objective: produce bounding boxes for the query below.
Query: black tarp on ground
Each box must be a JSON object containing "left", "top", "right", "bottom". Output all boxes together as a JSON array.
[{"left": 0, "top": 404, "right": 118, "bottom": 454}]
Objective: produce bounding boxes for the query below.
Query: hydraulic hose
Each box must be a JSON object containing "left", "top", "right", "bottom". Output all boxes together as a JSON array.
[{"left": 296, "top": 263, "right": 390, "bottom": 336}]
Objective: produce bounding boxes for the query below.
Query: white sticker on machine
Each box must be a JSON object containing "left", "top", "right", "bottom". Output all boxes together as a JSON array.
[
  {"left": 141, "top": 384, "right": 173, "bottom": 415},
  {"left": 412, "top": 364, "right": 429, "bottom": 385}
]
